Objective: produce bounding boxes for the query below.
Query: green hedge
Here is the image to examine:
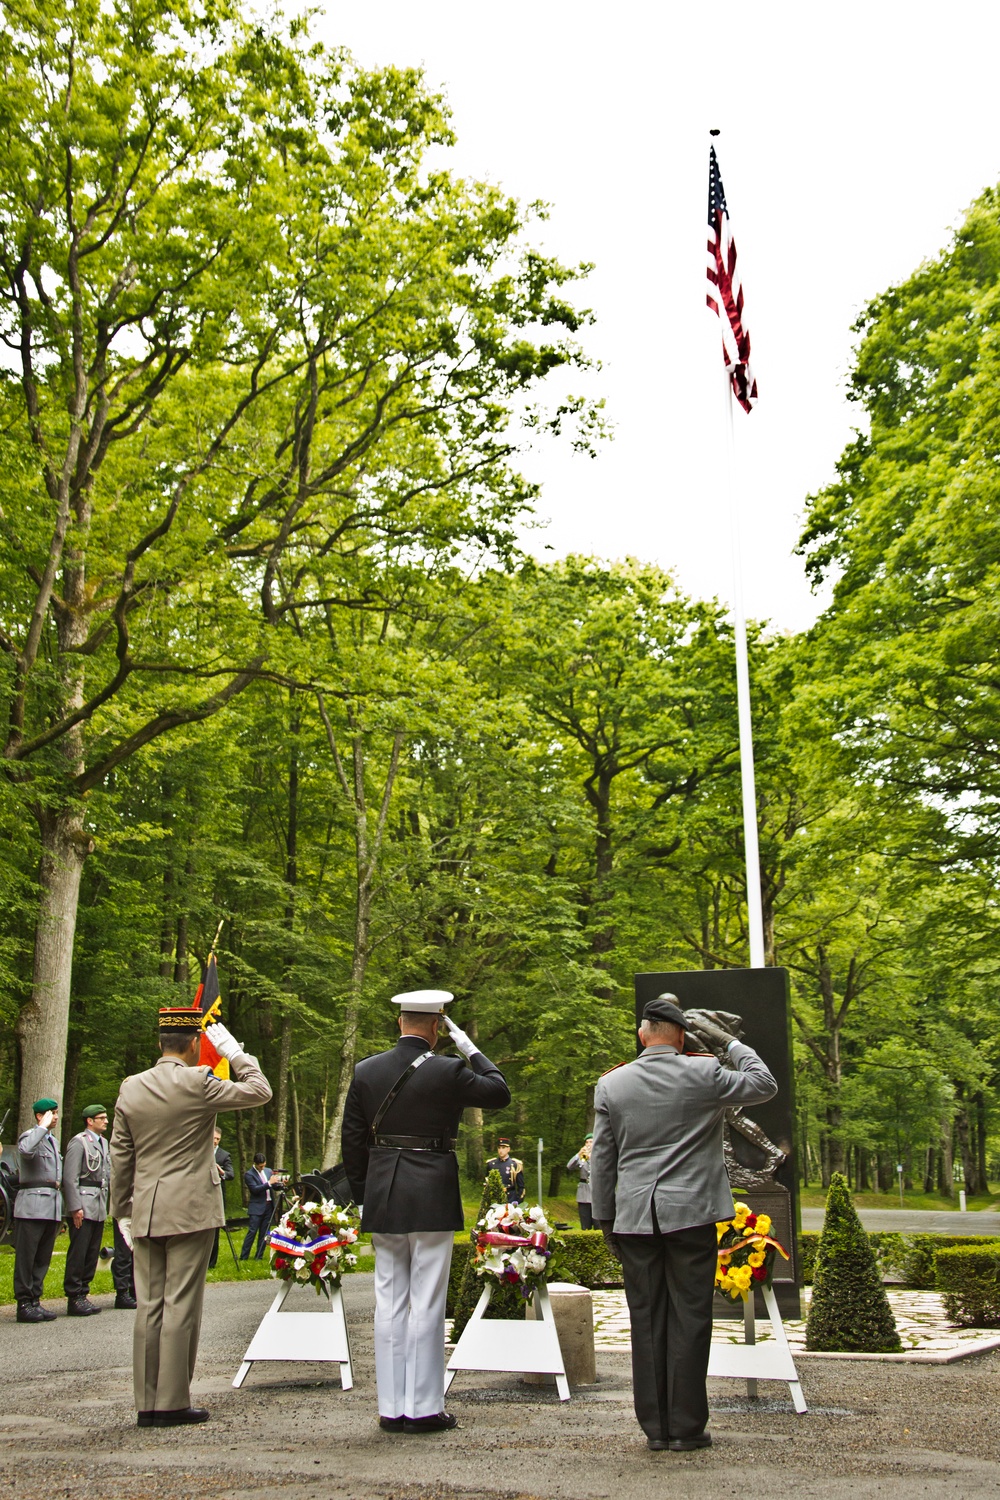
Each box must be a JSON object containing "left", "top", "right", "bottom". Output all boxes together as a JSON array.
[
  {"left": 935, "top": 1245, "right": 1000, "bottom": 1327},
  {"left": 798, "top": 1229, "right": 998, "bottom": 1287},
  {"left": 548, "top": 1230, "right": 623, "bottom": 1289}
]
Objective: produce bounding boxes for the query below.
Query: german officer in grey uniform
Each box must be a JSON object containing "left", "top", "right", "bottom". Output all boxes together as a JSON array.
[
  {"left": 591, "top": 995, "right": 777, "bottom": 1452},
  {"left": 13, "top": 1097, "right": 63, "bottom": 1323},
  {"left": 62, "top": 1104, "right": 111, "bottom": 1316},
  {"left": 341, "top": 990, "right": 510, "bottom": 1434},
  {"left": 566, "top": 1133, "right": 593, "bottom": 1229}
]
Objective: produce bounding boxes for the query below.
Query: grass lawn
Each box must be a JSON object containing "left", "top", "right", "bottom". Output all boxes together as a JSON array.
[{"left": 798, "top": 1185, "right": 1000, "bottom": 1212}]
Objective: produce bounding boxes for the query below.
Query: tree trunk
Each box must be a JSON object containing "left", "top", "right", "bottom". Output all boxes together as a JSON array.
[
  {"left": 976, "top": 1092, "right": 988, "bottom": 1195},
  {"left": 291, "top": 1070, "right": 301, "bottom": 1182},
  {"left": 318, "top": 711, "right": 403, "bottom": 1168},
  {"left": 463, "top": 1020, "right": 485, "bottom": 1180},
  {"left": 825, "top": 1102, "right": 845, "bottom": 1177},
  {"left": 955, "top": 1088, "right": 976, "bottom": 1195},
  {"left": 16, "top": 807, "right": 92, "bottom": 1129},
  {"left": 235, "top": 1111, "right": 248, "bottom": 1202},
  {"left": 938, "top": 1120, "right": 954, "bottom": 1198},
  {"left": 272, "top": 1013, "right": 293, "bottom": 1169},
  {"left": 61, "top": 1030, "right": 81, "bottom": 1152}
]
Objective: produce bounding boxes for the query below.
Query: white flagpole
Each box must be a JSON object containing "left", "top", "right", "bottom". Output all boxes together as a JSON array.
[{"left": 722, "top": 372, "right": 766, "bottom": 968}]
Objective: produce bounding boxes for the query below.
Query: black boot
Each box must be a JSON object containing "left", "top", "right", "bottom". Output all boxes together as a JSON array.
[
  {"left": 115, "top": 1292, "right": 137, "bottom": 1309},
  {"left": 35, "top": 1302, "right": 56, "bottom": 1321},
  {"left": 67, "top": 1296, "right": 101, "bottom": 1317},
  {"left": 16, "top": 1302, "right": 45, "bottom": 1323}
]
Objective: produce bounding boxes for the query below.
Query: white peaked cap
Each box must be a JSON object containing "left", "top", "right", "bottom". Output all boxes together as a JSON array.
[{"left": 391, "top": 988, "right": 454, "bottom": 1013}]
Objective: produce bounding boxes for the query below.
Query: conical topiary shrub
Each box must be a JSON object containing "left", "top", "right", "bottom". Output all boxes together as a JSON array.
[
  {"left": 451, "top": 1169, "right": 525, "bottom": 1340},
  {"left": 805, "top": 1172, "right": 901, "bottom": 1352}
]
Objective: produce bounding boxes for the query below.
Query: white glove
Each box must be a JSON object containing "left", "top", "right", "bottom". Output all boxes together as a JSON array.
[
  {"left": 205, "top": 1022, "right": 244, "bottom": 1063},
  {"left": 117, "top": 1217, "right": 134, "bottom": 1250},
  {"left": 441, "top": 1013, "right": 480, "bottom": 1060}
]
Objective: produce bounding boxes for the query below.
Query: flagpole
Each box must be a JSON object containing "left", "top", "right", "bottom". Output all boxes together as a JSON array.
[{"left": 722, "top": 372, "right": 766, "bottom": 968}]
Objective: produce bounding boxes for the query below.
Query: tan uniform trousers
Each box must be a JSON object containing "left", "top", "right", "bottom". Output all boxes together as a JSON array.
[{"left": 133, "top": 1228, "right": 215, "bottom": 1412}]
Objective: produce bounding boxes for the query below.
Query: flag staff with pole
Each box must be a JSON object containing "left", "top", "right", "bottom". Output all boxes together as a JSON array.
[{"left": 706, "top": 128, "right": 766, "bottom": 969}]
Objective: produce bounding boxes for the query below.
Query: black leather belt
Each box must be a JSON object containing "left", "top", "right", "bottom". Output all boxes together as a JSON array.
[{"left": 374, "top": 1134, "right": 457, "bottom": 1152}]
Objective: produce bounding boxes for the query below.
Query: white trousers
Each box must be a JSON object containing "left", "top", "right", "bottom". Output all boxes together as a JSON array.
[{"left": 371, "top": 1231, "right": 454, "bottom": 1419}]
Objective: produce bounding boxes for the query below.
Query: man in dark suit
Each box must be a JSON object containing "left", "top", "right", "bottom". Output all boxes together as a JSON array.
[
  {"left": 342, "top": 990, "right": 510, "bottom": 1435},
  {"left": 485, "top": 1139, "right": 525, "bottom": 1203},
  {"left": 208, "top": 1128, "right": 234, "bottom": 1269},
  {"left": 591, "top": 995, "right": 777, "bottom": 1453},
  {"left": 240, "top": 1153, "right": 272, "bottom": 1260}
]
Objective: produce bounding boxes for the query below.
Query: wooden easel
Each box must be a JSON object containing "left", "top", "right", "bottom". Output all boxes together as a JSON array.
[{"left": 445, "top": 1281, "right": 570, "bottom": 1401}]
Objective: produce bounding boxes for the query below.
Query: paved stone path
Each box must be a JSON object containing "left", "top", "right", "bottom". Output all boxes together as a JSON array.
[
  {"left": 802, "top": 1207, "right": 1000, "bottom": 1234},
  {"left": 591, "top": 1287, "right": 1000, "bottom": 1360},
  {"left": 5, "top": 1276, "right": 1000, "bottom": 1498}
]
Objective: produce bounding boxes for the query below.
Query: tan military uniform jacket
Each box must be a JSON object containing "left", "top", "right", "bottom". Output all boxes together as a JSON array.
[{"left": 110, "top": 1052, "right": 271, "bottom": 1237}]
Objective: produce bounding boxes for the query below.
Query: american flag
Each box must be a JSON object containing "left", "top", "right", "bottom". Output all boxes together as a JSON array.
[{"left": 706, "top": 144, "right": 758, "bottom": 413}]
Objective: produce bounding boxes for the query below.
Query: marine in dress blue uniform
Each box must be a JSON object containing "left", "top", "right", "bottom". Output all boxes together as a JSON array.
[{"left": 342, "top": 990, "right": 510, "bottom": 1434}]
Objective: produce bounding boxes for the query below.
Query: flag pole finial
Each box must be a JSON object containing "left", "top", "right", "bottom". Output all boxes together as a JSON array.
[{"left": 709, "top": 127, "right": 720, "bottom": 136}]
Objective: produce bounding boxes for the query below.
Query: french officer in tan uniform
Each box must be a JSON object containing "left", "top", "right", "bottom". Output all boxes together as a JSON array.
[{"left": 110, "top": 1006, "right": 271, "bottom": 1428}]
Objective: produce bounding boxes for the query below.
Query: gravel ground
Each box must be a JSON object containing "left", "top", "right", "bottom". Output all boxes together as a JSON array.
[{"left": 2, "top": 1274, "right": 1000, "bottom": 1500}]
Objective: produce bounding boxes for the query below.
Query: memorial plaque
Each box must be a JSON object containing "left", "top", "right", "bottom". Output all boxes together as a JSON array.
[{"left": 635, "top": 967, "right": 801, "bottom": 1318}]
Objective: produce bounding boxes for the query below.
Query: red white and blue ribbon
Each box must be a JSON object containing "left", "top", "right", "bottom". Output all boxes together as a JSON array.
[{"left": 268, "top": 1229, "right": 346, "bottom": 1258}]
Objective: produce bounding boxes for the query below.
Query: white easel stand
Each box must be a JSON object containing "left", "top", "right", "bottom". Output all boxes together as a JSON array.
[
  {"left": 445, "top": 1282, "right": 569, "bottom": 1401},
  {"left": 707, "top": 1283, "right": 806, "bottom": 1413},
  {"left": 233, "top": 1280, "right": 354, "bottom": 1390}
]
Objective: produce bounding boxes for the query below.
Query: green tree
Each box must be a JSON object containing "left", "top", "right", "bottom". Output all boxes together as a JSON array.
[{"left": 0, "top": 3, "right": 596, "bottom": 1125}]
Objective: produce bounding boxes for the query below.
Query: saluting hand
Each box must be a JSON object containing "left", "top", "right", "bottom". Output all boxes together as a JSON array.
[
  {"left": 441, "top": 1014, "right": 479, "bottom": 1060},
  {"left": 205, "top": 1022, "right": 244, "bottom": 1062}
]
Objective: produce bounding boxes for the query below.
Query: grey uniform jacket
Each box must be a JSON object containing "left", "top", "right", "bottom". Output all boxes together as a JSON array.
[
  {"left": 111, "top": 1051, "right": 271, "bottom": 1237},
  {"left": 63, "top": 1129, "right": 111, "bottom": 1220},
  {"left": 15, "top": 1125, "right": 63, "bottom": 1222},
  {"left": 590, "top": 1041, "right": 778, "bottom": 1234}
]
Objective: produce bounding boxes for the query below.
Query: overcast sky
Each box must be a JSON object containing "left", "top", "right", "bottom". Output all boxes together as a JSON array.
[{"left": 317, "top": 1, "right": 1000, "bottom": 633}]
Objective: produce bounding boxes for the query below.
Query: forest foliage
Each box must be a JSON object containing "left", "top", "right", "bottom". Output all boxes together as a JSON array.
[{"left": 0, "top": 0, "right": 998, "bottom": 1202}]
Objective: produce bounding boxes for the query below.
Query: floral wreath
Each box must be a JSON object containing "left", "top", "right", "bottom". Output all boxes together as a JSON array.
[
  {"left": 471, "top": 1201, "right": 562, "bottom": 1299},
  {"left": 268, "top": 1196, "right": 360, "bottom": 1295},
  {"left": 715, "top": 1200, "right": 790, "bottom": 1301}
]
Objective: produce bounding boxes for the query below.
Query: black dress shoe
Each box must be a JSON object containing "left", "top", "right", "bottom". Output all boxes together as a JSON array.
[
  {"left": 16, "top": 1303, "right": 45, "bottom": 1324},
  {"left": 647, "top": 1438, "right": 670, "bottom": 1450},
  {"left": 36, "top": 1304, "right": 57, "bottom": 1321},
  {"left": 137, "top": 1412, "right": 155, "bottom": 1428},
  {"left": 115, "top": 1293, "right": 138, "bottom": 1310},
  {"left": 403, "top": 1411, "right": 458, "bottom": 1433},
  {"left": 151, "top": 1408, "right": 210, "bottom": 1427},
  {"left": 378, "top": 1416, "right": 405, "bottom": 1432},
  {"left": 668, "top": 1433, "right": 712, "bottom": 1451},
  {"left": 67, "top": 1297, "right": 101, "bottom": 1316}
]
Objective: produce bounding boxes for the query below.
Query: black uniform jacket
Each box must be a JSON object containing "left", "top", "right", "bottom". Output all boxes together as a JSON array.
[{"left": 341, "top": 1035, "right": 511, "bottom": 1233}]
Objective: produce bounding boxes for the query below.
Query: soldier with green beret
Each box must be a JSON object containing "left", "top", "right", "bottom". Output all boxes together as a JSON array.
[
  {"left": 14, "top": 1098, "right": 62, "bottom": 1323},
  {"left": 62, "top": 1104, "right": 111, "bottom": 1316}
]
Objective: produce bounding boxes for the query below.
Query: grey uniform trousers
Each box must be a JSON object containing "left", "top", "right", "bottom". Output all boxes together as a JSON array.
[
  {"left": 615, "top": 1219, "right": 718, "bottom": 1442},
  {"left": 13, "top": 1219, "right": 59, "bottom": 1304},
  {"left": 64, "top": 1217, "right": 104, "bottom": 1299},
  {"left": 133, "top": 1229, "right": 215, "bottom": 1412}
]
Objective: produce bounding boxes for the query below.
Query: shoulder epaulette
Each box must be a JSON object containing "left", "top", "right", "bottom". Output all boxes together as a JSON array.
[
  {"left": 684, "top": 1051, "right": 715, "bottom": 1057},
  {"left": 600, "top": 1060, "right": 630, "bottom": 1076}
]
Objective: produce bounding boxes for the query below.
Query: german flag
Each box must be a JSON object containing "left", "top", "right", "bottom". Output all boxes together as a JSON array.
[{"left": 195, "top": 952, "right": 229, "bottom": 1079}]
